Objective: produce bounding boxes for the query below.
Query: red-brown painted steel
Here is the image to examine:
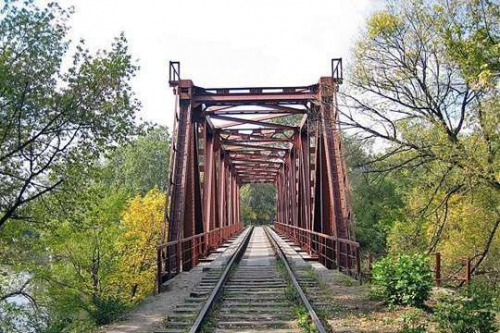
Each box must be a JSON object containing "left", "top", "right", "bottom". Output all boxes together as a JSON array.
[{"left": 157, "top": 60, "right": 360, "bottom": 290}]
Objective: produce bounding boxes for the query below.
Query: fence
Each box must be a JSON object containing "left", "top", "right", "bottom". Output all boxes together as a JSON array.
[
  {"left": 362, "top": 251, "right": 473, "bottom": 287},
  {"left": 274, "top": 222, "right": 361, "bottom": 279},
  {"left": 274, "top": 222, "right": 474, "bottom": 287},
  {"left": 433, "top": 252, "right": 473, "bottom": 287},
  {"left": 157, "top": 223, "right": 242, "bottom": 292}
]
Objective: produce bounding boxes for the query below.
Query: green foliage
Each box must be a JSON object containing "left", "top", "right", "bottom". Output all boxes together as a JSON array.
[
  {"left": 399, "top": 308, "right": 427, "bottom": 333},
  {"left": 37, "top": 185, "right": 128, "bottom": 326},
  {"left": 0, "top": 0, "right": 140, "bottom": 228},
  {"left": 0, "top": 1, "right": 173, "bottom": 330},
  {"left": 433, "top": 284, "right": 498, "bottom": 333},
  {"left": 347, "top": 0, "right": 500, "bottom": 284},
  {"left": 103, "top": 126, "right": 170, "bottom": 196},
  {"left": 345, "top": 136, "right": 404, "bottom": 254},
  {"left": 87, "top": 296, "right": 128, "bottom": 325},
  {"left": 284, "top": 284, "right": 299, "bottom": 303},
  {"left": 240, "top": 184, "right": 276, "bottom": 225},
  {"left": 368, "top": 11, "right": 401, "bottom": 37},
  {"left": 294, "top": 304, "right": 318, "bottom": 333},
  {"left": 35, "top": 186, "right": 165, "bottom": 328},
  {"left": 0, "top": 167, "right": 167, "bottom": 331},
  {"left": 372, "top": 254, "right": 433, "bottom": 307},
  {"left": 0, "top": 139, "right": 169, "bottom": 331},
  {"left": 435, "top": 0, "right": 499, "bottom": 88},
  {"left": 400, "top": 325, "right": 426, "bottom": 333}
]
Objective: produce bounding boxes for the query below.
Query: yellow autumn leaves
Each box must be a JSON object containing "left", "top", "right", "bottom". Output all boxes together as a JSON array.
[{"left": 113, "top": 188, "right": 166, "bottom": 302}]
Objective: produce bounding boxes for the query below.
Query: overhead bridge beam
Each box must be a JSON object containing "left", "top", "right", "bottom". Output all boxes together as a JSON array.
[{"left": 194, "top": 86, "right": 317, "bottom": 104}]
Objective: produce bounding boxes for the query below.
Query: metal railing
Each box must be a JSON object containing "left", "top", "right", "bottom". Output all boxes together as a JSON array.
[
  {"left": 157, "top": 223, "right": 242, "bottom": 292},
  {"left": 434, "top": 252, "right": 473, "bottom": 287},
  {"left": 361, "top": 251, "right": 474, "bottom": 287},
  {"left": 274, "top": 222, "right": 361, "bottom": 279}
]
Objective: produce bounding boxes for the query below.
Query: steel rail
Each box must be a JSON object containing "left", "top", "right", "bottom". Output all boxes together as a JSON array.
[
  {"left": 189, "top": 226, "right": 254, "bottom": 333},
  {"left": 264, "top": 226, "right": 327, "bottom": 333}
]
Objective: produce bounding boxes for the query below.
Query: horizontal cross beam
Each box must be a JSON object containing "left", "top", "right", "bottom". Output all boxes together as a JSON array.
[
  {"left": 211, "top": 115, "right": 298, "bottom": 131},
  {"left": 223, "top": 143, "right": 289, "bottom": 152}
]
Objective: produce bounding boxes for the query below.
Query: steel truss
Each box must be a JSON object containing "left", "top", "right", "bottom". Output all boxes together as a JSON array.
[{"left": 157, "top": 60, "right": 360, "bottom": 290}]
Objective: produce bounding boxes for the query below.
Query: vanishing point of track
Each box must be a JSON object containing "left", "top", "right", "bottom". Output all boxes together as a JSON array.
[{"left": 158, "top": 226, "right": 328, "bottom": 333}]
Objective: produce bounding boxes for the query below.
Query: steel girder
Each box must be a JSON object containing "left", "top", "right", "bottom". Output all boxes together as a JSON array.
[{"left": 163, "top": 68, "right": 356, "bottom": 276}]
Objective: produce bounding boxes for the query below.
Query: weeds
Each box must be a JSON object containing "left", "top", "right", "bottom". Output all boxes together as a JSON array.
[{"left": 294, "top": 304, "right": 318, "bottom": 333}]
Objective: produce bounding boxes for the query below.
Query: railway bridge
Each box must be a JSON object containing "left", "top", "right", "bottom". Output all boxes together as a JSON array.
[{"left": 156, "top": 60, "right": 361, "bottom": 332}]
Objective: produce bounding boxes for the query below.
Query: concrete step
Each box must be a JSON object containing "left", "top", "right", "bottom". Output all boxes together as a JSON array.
[
  {"left": 217, "top": 313, "right": 295, "bottom": 321},
  {"left": 215, "top": 328, "right": 300, "bottom": 333},
  {"left": 218, "top": 306, "right": 292, "bottom": 313},
  {"left": 222, "top": 301, "right": 290, "bottom": 307},
  {"left": 216, "top": 320, "right": 296, "bottom": 329}
]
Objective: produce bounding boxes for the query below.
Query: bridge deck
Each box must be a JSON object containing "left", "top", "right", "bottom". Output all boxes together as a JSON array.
[{"left": 215, "top": 227, "right": 298, "bottom": 332}]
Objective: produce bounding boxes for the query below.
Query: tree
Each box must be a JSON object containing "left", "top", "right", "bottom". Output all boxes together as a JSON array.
[
  {"left": 35, "top": 182, "right": 128, "bottom": 329},
  {"left": 0, "top": 174, "right": 129, "bottom": 330},
  {"left": 438, "top": 0, "right": 499, "bottom": 88},
  {"left": 0, "top": 0, "right": 140, "bottom": 229},
  {"left": 344, "top": 136, "right": 404, "bottom": 254},
  {"left": 103, "top": 126, "right": 170, "bottom": 196},
  {"left": 342, "top": 0, "right": 499, "bottom": 276},
  {"left": 0, "top": 129, "right": 170, "bottom": 330},
  {"left": 240, "top": 184, "right": 276, "bottom": 225},
  {"left": 117, "top": 188, "right": 165, "bottom": 301}
]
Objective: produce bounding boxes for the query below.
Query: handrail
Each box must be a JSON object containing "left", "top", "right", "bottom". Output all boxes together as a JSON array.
[
  {"left": 274, "top": 222, "right": 359, "bottom": 246},
  {"left": 157, "top": 223, "right": 243, "bottom": 292},
  {"left": 157, "top": 225, "right": 237, "bottom": 249},
  {"left": 264, "top": 226, "right": 327, "bottom": 333},
  {"left": 274, "top": 221, "right": 361, "bottom": 279}
]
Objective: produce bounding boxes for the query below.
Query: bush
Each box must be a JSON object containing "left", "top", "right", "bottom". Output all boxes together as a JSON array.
[
  {"left": 433, "top": 284, "right": 497, "bottom": 333},
  {"left": 88, "top": 296, "right": 128, "bottom": 325},
  {"left": 371, "top": 254, "right": 433, "bottom": 307},
  {"left": 400, "top": 308, "right": 427, "bottom": 333}
]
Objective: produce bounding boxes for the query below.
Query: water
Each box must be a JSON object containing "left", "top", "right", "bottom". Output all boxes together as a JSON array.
[{"left": 0, "top": 271, "right": 40, "bottom": 333}]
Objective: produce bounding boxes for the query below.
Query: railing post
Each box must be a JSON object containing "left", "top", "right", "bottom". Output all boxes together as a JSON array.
[
  {"left": 176, "top": 243, "right": 182, "bottom": 275},
  {"left": 336, "top": 240, "right": 341, "bottom": 270},
  {"left": 356, "top": 246, "right": 361, "bottom": 280},
  {"left": 157, "top": 248, "right": 162, "bottom": 293},
  {"left": 192, "top": 238, "right": 197, "bottom": 267},
  {"left": 435, "top": 252, "right": 441, "bottom": 287},
  {"left": 465, "top": 258, "right": 471, "bottom": 284},
  {"left": 368, "top": 252, "right": 373, "bottom": 275}
]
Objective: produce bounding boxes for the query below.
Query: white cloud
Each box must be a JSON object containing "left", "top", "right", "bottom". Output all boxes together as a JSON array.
[{"left": 54, "top": 0, "right": 384, "bottom": 127}]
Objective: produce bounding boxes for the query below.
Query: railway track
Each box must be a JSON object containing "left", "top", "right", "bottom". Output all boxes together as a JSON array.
[{"left": 158, "top": 226, "right": 328, "bottom": 333}]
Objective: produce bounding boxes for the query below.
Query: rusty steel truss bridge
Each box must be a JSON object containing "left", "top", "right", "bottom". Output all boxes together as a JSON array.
[{"left": 157, "top": 60, "right": 361, "bottom": 290}]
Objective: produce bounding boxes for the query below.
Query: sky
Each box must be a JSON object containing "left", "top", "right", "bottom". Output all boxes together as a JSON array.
[{"left": 55, "top": 0, "right": 384, "bottom": 127}]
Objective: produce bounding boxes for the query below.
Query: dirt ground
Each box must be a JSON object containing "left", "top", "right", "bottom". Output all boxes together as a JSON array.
[
  {"left": 317, "top": 271, "right": 428, "bottom": 332},
  {"left": 99, "top": 266, "right": 208, "bottom": 333}
]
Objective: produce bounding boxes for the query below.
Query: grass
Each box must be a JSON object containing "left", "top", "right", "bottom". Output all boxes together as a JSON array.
[
  {"left": 284, "top": 283, "right": 300, "bottom": 302},
  {"left": 294, "top": 304, "right": 318, "bottom": 333},
  {"left": 276, "top": 259, "right": 335, "bottom": 332},
  {"left": 199, "top": 301, "right": 222, "bottom": 333}
]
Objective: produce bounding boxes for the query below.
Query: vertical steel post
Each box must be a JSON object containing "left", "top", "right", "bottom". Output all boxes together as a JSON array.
[
  {"left": 465, "top": 258, "right": 471, "bottom": 284},
  {"left": 435, "top": 252, "right": 441, "bottom": 287}
]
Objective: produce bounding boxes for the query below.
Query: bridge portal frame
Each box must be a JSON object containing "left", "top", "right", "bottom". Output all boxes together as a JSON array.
[{"left": 157, "top": 60, "right": 360, "bottom": 290}]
